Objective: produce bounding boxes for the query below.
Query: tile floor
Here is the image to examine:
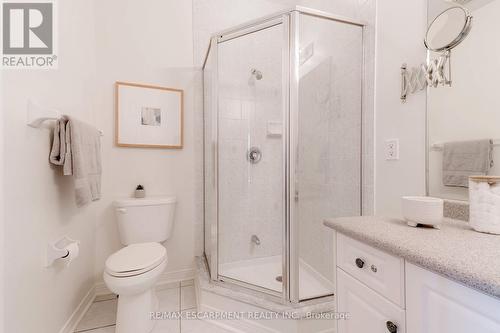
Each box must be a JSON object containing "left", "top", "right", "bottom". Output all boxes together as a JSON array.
[{"left": 75, "top": 279, "right": 233, "bottom": 333}]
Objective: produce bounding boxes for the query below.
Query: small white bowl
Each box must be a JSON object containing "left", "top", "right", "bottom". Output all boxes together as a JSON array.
[{"left": 402, "top": 196, "right": 443, "bottom": 229}]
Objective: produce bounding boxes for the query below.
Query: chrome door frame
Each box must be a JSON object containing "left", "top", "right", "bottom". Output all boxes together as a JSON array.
[
  {"left": 288, "top": 10, "right": 366, "bottom": 303},
  {"left": 202, "top": 36, "right": 220, "bottom": 281},
  {"left": 209, "top": 14, "right": 290, "bottom": 301},
  {"left": 202, "top": 6, "right": 366, "bottom": 305}
]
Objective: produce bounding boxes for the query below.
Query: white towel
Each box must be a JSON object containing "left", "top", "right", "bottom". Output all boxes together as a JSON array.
[{"left": 50, "top": 116, "right": 101, "bottom": 207}]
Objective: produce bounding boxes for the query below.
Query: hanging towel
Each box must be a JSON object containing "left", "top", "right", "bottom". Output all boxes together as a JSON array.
[
  {"left": 442, "top": 139, "right": 493, "bottom": 188},
  {"left": 50, "top": 116, "right": 102, "bottom": 207}
]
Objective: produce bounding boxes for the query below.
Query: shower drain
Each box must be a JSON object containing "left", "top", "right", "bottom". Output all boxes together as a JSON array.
[{"left": 275, "top": 275, "right": 283, "bottom": 282}]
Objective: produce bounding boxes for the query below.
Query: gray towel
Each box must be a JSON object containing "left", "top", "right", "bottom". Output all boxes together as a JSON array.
[
  {"left": 443, "top": 139, "right": 493, "bottom": 188},
  {"left": 50, "top": 116, "right": 102, "bottom": 207}
]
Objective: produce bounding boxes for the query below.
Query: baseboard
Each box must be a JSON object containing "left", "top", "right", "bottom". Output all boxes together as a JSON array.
[
  {"left": 94, "top": 281, "right": 111, "bottom": 296},
  {"left": 94, "top": 267, "right": 196, "bottom": 296},
  {"left": 58, "top": 285, "right": 96, "bottom": 333}
]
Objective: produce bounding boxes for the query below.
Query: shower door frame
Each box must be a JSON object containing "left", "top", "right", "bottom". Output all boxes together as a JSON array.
[{"left": 202, "top": 7, "right": 366, "bottom": 305}]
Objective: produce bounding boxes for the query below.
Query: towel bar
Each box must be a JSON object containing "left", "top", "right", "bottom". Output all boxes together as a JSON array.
[
  {"left": 27, "top": 100, "right": 103, "bottom": 136},
  {"left": 431, "top": 140, "right": 500, "bottom": 151}
]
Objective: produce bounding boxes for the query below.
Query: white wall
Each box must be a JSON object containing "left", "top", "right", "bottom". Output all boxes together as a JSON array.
[
  {"left": 93, "top": 0, "right": 199, "bottom": 281},
  {"left": 2, "top": 1, "right": 200, "bottom": 330},
  {"left": 1, "top": 1, "right": 99, "bottom": 332},
  {"left": 374, "top": 0, "right": 428, "bottom": 216}
]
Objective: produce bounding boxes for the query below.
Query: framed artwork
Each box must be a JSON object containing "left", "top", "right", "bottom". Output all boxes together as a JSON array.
[{"left": 115, "top": 81, "right": 183, "bottom": 149}]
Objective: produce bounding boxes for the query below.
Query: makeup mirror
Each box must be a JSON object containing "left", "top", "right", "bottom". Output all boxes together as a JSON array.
[{"left": 425, "top": 6, "right": 472, "bottom": 52}]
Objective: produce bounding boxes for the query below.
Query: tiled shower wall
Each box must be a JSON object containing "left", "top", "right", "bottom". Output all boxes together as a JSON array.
[{"left": 194, "top": 0, "right": 375, "bottom": 267}]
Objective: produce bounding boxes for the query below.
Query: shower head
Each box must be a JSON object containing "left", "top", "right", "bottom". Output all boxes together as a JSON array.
[{"left": 251, "top": 68, "right": 263, "bottom": 80}]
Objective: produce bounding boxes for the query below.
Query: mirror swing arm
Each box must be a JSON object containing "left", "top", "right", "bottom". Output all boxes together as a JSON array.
[
  {"left": 400, "top": 6, "right": 472, "bottom": 103},
  {"left": 400, "top": 51, "right": 452, "bottom": 103}
]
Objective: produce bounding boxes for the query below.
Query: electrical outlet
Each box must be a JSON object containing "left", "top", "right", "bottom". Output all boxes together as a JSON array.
[{"left": 385, "top": 139, "right": 399, "bottom": 160}]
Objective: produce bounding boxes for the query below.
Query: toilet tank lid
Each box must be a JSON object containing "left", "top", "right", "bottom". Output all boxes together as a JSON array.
[{"left": 113, "top": 196, "right": 177, "bottom": 207}]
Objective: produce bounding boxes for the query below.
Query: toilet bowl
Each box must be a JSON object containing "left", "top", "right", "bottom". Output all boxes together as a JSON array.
[
  {"left": 104, "top": 197, "right": 176, "bottom": 333},
  {"left": 104, "top": 243, "right": 167, "bottom": 333}
]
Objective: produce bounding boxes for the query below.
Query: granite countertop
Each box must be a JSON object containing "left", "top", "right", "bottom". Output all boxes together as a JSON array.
[{"left": 324, "top": 216, "right": 500, "bottom": 299}]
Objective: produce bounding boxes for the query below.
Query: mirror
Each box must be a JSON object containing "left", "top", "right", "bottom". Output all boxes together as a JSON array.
[
  {"left": 425, "top": 6, "right": 472, "bottom": 52},
  {"left": 427, "top": 0, "right": 500, "bottom": 201}
]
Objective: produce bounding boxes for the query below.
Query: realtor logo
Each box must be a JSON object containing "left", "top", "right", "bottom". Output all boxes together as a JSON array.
[{"left": 2, "top": 1, "right": 57, "bottom": 68}]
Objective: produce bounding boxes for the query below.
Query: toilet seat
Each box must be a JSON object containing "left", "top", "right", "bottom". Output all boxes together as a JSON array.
[{"left": 105, "top": 242, "right": 167, "bottom": 277}]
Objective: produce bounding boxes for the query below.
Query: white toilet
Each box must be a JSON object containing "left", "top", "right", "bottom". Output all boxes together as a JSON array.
[{"left": 104, "top": 196, "right": 176, "bottom": 333}]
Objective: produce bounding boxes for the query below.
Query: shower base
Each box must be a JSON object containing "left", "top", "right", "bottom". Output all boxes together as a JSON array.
[
  {"left": 194, "top": 257, "right": 335, "bottom": 333},
  {"left": 219, "top": 255, "right": 334, "bottom": 299}
]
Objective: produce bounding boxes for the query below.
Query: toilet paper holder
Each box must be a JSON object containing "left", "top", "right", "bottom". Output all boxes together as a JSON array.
[{"left": 46, "top": 236, "right": 80, "bottom": 267}]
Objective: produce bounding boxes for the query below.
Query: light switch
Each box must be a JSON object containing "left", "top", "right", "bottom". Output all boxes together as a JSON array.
[{"left": 385, "top": 139, "right": 399, "bottom": 160}]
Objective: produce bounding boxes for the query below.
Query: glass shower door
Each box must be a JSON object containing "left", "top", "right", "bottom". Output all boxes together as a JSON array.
[
  {"left": 293, "top": 13, "right": 363, "bottom": 301},
  {"left": 216, "top": 22, "right": 285, "bottom": 294}
]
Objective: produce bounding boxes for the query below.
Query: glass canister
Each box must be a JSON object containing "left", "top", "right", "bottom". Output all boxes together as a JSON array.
[{"left": 469, "top": 176, "right": 500, "bottom": 235}]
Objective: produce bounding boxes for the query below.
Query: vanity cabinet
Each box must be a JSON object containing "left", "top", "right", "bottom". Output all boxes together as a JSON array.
[
  {"left": 406, "top": 263, "right": 500, "bottom": 333},
  {"left": 336, "top": 233, "right": 500, "bottom": 333}
]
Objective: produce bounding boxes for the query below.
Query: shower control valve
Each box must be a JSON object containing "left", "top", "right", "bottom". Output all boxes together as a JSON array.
[{"left": 247, "top": 147, "right": 262, "bottom": 164}]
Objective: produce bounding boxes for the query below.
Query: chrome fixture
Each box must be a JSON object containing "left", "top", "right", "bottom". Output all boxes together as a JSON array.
[
  {"left": 251, "top": 68, "right": 263, "bottom": 80},
  {"left": 251, "top": 234, "right": 261, "bottom": 245},
  {"left": 247, "top": 146, "right": 262, "bottom": 164},
  {"left": 401, "top": 6, "right": 473, "bottom": 102}
]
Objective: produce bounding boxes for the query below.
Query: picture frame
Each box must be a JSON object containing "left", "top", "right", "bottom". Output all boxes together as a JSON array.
[{"left": 115, "top": 81, "right": 184, "bottom": 149}]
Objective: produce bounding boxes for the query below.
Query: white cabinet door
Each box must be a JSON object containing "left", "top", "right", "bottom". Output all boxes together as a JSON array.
[
  {"left": 337, "top": 269, "right": 405, "bottom": 333},
  {"left": 406, "top": 263, "right": 500, "bottom": 333}
]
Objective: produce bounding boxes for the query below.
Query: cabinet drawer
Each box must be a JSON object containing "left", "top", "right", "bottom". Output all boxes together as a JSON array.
[
  {"left": 337, "top": 269, "right": 406, "bottom": 333},
  {"left": 337, "top": 233, "right": 405, "bottom": 307}
]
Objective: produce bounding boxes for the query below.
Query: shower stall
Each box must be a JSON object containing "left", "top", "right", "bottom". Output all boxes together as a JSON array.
[{"left": 203, "top": 7, "right": 364, "bottom": 304}]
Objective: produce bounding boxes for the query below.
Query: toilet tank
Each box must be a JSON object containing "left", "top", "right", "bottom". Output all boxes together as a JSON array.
[{"left": 113, "top": 196, "right": 176, "bottom": 245}]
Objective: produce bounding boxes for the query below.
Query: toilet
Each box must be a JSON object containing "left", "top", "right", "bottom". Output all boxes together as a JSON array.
[{"left": 103, "top": 196, "right": 176, "bottom": 333}]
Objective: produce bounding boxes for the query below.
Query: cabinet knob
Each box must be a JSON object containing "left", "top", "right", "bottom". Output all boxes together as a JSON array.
[
  {"left": 386, "top": 321, "right": 398, "bottom": 333},
  {"left": 355, "top": 258, "right": 365, "bottom": 268},
  {"left": 371, "top": 264, "right": 378, "bottom": 273}
]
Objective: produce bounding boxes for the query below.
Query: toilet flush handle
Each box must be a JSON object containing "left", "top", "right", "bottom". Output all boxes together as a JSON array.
[{"left": 116, "top": 208, "right": 127, "bottom": 214}]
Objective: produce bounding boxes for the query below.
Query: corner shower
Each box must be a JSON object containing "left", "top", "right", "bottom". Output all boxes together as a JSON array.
[{"left": 203, "top": 7, "right": 364, "bottom": 304}]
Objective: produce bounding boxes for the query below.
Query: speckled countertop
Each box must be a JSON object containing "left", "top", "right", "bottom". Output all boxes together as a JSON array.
[{"left": 324, "top": 216, "right": 500, "bottom": 299}]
